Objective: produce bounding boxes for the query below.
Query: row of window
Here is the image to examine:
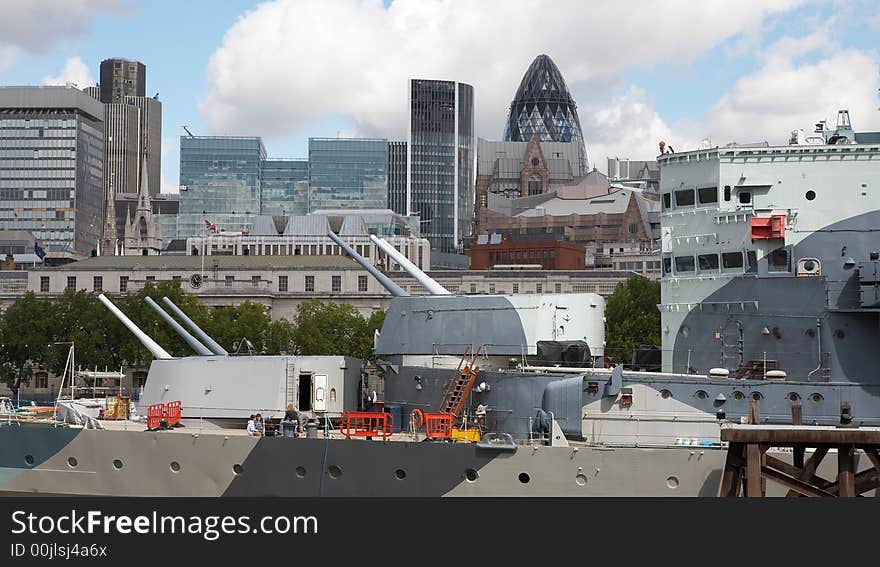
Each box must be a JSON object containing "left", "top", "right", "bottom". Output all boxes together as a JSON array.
[
  {"left": 46, "top": 274, "right": 371, "bottom": 294},
  {"left": 662, "top": 248, "right": 791, "bottom": 276},
  {"left": 662, "top": 186, "right": 754, "bottom": 211}
]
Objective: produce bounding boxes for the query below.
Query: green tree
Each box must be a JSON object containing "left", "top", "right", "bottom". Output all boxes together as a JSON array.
[
  {"left": 291, "top": 300, "right": 382, "bottom": 359},
  {"left": 48, "top": 289, "right": 124, "bottom": 374},
  {"left": 604, "top": 276, "right": 661, "bottom": 364},
  {"left": 0, "top": 292, "right": 54, "bottom": 387}
]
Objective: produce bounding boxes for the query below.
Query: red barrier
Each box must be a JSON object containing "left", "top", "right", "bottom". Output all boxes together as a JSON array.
[
  {"left": 146, "top": 401, "right": 182, "bottom": 430},
  {"left": 339, "top": 411, "right": 393, "bottom": 439},
  {"left": 424, "top": 413, "right": 454, "bottom": 440}
]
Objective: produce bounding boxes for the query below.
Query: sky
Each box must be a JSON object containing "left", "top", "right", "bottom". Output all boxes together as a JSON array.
[{"left": 1, "top": 0, "right": 879, "bottom": 195}]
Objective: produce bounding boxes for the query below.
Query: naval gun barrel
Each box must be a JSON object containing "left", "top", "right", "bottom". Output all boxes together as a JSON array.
[
  {"left": 369, "top": 234, "right": 451, "bottom": 295},
  {"left": 98, "top": 294, "right": 173, "bottom": 360},
  {"left": 327, "top": 231, "right": 408, "bottom": 297},
  {"left": 161, "top": 297, "right": 229, "bottom": 356},
  {"left": 144, "top": 296, "right": 213, "bottom": 356}
]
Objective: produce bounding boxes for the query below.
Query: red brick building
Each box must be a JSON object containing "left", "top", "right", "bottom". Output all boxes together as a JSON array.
[{"left": 470, "top": 238, "right": 585, "bottom": 270}]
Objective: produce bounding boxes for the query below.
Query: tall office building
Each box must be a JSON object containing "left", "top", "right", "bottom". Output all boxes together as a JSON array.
[
  {"left": 99, "top": 58, "right": 146, "bottom": 104},
  {"left": 0, "top": 87, "right": 105, "bottom": 259},
  {"left": 308, "top": 138, "right": 388, "bottom": 212},
  {"left": 124, "top": 95, "right": 162, "bottom": 196},
  {"left": 387, "top": 141, "right": 407, "bottom": 216},
  {"left": 407, "top": 79, "right": 474, "bottom": 253},
  {"left": 503, "top": 54, "right": 587, "bottom": 175},
  {"left": 178, "top": 136, "right": 266, "bottom": 238},
  {"left": 261, "top": 159, "right": 309, "bottom": 216}
]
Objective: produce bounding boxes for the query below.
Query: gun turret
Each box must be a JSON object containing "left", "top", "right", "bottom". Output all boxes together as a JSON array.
[
  {"left": 98, "top": 294, "right": 173, "bottom": 360},
  {"left": 327, "top": 231, "right": 408, "bottom": 297},
  {"left": 145, "top": 296, "right": 213, "bottom": 356},
  {"left": 161, "top": 297, "right": 228, "bottom": 356},
  {"left": 370, "top": 234, "right": 450, "bottom": 295}
]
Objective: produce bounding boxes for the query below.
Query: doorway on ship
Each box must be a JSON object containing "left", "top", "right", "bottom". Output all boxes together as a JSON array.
[{"left": 298, "top": 373, "right": 312, "bottom": 412}]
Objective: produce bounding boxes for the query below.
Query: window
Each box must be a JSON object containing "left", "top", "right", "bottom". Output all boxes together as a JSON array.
[
  {"left": 512, "top": 283, "right": 519, "bottom": 294},
  {"left": 536, "top": 283, "right": 542, "bottom": 294},
  {"left": 746, "top": 250, "right": 758, "bottom": 273},
  {"left": 225, "top": 275, "right": 234, "bottom": 287},
  {"left": 146, "top": 275, "right": 155, "bottom": 282},
  {"left": 252, "top": 275, "right": 261, "bottom": 287},
  {"left": 674, "top": 189, "right": 695, "bottom": 207},
  {"left": 722, "top": 252, "right": 744, "bottom": 270},
  {"left": 768, "top": 248, "right": 790, "bottom": 272},
  {"left": 662, "top": 193, "right": 671, "bottom": 210},
  {"left": 172, "top": 275, "right": 182, "bottom": 282},
  {"left": 628, "top": 222, "right": 639, "bottom": 235},
  {"left": 34, "top": 372, "right": 48, "bottom": 389},
  {"left": 40, "top": 276, "right": 49, "bottom": 292},
  {"left": 332, "top": 275, "right": 341, "bottom": 292},
  {"left": 738, "top": 191, "right": 751, "bottom": 204},
  {"left": 698, "top": 254, "right": 719, "bottom": 272},
  {"left": 119, "top": 276, "right": 128, "bottom": 292},
  {"left": 93, "top": 276, "right": 103, "bottom": 292},
  {"left": 305, "top": 275, "right": 314, "bottom": 292},
  {"left": 470, "top": 283, "right": 476, "bottom": 293},
  {"left": 489, "top": 283, "right": 496, "bottom": 294},
  {"left": 698, "top": 187, "right": 718, "bottom": 204},
  {"left": 555, "top": 283, "right": 562, "bottom": 293},
  {"left": 662, "top": 257, "right": 672, "bottom": 276},
  {"left": 674, "top": 255, "right": 695, "bottom": 273},
  {"left": 66, "top": 276, "right": 76, "bottom": 290},
  {"left": 724, "top": 185, "right": 731, "bottom": 201},
  {"left": 528, "top": 175, "right": 543, "bottom": 195},
  {"left": 358, "top": 275, "right": 368, "bottom": 292},
  {"left": 278, "top": 275, "right": 288, "bottom": 292}
]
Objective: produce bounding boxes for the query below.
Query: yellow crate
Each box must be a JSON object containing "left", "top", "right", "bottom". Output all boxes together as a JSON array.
[{"left": 450, "top": 427, "right": 481, "bottom": 443}]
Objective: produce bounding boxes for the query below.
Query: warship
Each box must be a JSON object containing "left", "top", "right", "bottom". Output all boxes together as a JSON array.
[{"left": 1, "top": 110, "right": 879, "bottom": 496}]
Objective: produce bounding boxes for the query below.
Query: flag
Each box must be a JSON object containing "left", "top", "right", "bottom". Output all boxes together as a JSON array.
[
  {"left": 204, "top": 219, "right": 218, "bottom": 234},
  {"left": 33, "top": 240, "right": 45, "bottom": 260}
]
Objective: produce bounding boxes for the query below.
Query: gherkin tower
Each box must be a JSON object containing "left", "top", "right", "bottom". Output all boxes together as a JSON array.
[{"left": 503, "top": 54, "right": 587, "bottom": 174}]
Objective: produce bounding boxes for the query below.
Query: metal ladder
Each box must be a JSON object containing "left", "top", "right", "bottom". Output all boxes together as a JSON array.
[{"left": 439, "top": 345, "right": 483, "bottom": 418}]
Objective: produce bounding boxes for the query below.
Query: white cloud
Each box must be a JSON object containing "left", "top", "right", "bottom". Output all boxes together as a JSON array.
[
  {"left": 0, "top": 0, "right": 130, "bottom": 73},
  {"left": 41, "top": 57, "right": 95, "bottom": 88},
  {"left": 200, "top": 0, "right": 803, "bottom": 144}
]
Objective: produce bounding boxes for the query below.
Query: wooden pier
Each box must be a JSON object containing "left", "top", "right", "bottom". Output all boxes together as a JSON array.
[{"left": 719, "top": 423, "right": 880, "bottom": 497}]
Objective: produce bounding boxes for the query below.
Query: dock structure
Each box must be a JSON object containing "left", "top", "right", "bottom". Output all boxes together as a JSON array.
[{"left": 719, "top": 421, "right": 880, "bottom": 497}]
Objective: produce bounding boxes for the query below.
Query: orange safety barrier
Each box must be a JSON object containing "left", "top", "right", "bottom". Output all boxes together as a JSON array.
[
  {"left": 339, "top": 411, "right": 393, "bottom": 439},
  {"left": 146, "top": 401, "right": 183, "bottom": 430},
  {"left": 424, "top": 412, "right": 454, "bottom": 440}
]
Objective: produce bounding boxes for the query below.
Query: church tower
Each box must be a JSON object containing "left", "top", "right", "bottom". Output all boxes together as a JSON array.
[{"left": 123, "top": 157, "right": 162, "bottom": 255}]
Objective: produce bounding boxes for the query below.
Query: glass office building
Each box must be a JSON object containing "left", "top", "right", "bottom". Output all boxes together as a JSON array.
[
  {"left": 260, "top": 159, "right": 308, "bottom": 216},
  {"left": 408, "top": 79, "right": 474, "bottom": 253},
  {"left": 178, "top": 136, "right": 265, "bottom": 238},
  {"left": 0, "top": 86, "right": 105, "bottom": 258},
  {"left": 307, "top": 138, "right": 388, "bottom": 212}
]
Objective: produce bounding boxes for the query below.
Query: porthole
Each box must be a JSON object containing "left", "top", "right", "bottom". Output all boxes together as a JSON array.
[
  {"left": 575, "top": 473, "right": 588, "bottom": 486},
  {"left": 170, "top": 461, "right": 181, "bottom": 472},
  {"left": 328, "top": 465, "right": 342, "bottom": 479},
  {"left": 660, "top": 389, "right": 672, "bottom": 399},
  {"left": 695, "top": 390, "right": 708, "bottom": 400},
  {"left": 810, "top": 393, "right": 824, "bottom": 403},
  {"left": 805, "top": 190, "right": 816, "bottom": 201},
  {"left": 233, "top": 463, "right": 243, "bottom": 475},
  {"left": 395, "top": 468, "right": 406, "bottom": 480},
  {"left": 295, "top": 466, "right": 306, "bottom": 478},
  {"left": 112, "top": 459, "right": 124, "bottom": 470},
  {"left": 732, "top": 391, "right": 745, "bottom": 401},
  {"left": 24, "top": 454, "right": 34, "bottom": 466},
  {"left": 666, "top": 476, "right": 679, "bottom": 489},
  {"left": 518, "top": 472, "right": 531, "bottom": 484},
  {"left": 750, "top": 392, "right": 763, "bottom": 401},
  {"left": 787, "top": 392, "right": 801, "bottom": 402},
  {"left": 67, "top": 457, "right": 78, "bottom": 468},
  {"left": 465, "top": 468, "right": 479, "bottom": 482}
]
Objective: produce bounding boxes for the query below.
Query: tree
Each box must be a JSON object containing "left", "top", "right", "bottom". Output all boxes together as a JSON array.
[
  {"left": 49, "top": 289, "right": 124, "bottom": 374},
  {"left": 604, "top": 276, "right": 661, "bottom": 365},
  {"left": 0, "top": 292, "right": 54, "bottom": 388},
  {"left": 291, "top": 300, "right": 382, "bottom": 360}
]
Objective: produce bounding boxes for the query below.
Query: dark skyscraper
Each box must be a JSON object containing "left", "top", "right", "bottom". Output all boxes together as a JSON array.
[
  {"left": 99, "top": 58, "right": 146, "bottom": 104},
  {"left": 387, "top": 141, "right": 407, "bottom": 216},
  {"left": 503, "top": 54, "right": 587, "bottom": 174},
  {"left": 407, "top": 79, "right": 474, "bottom": 253}
]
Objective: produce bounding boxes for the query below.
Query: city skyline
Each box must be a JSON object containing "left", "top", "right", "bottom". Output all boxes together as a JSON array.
[{"left": 1, "top": 0, "right": 879, "bottom": 195}]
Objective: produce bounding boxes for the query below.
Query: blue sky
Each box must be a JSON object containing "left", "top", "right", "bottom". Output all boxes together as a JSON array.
[{"left": 2, "top": 0, "right": 879, "bottom": 192}]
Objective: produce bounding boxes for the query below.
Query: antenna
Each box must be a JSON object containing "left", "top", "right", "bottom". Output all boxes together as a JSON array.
[
  {"left": 161, "top": 297, "right": 228, "bottom": 355},
  {"left": 98, "top": 294, "right": 173, "bottom": 360},
  {"left": 144, "top": 297, "right": 213, "bottom": 356},
  {"left": 182, "top": 125, "right": 195, "bottom": 137},
  {"left": 370, "top": 234, "right": 451, "bottom": 295},
  {"left": 327, "top": 232, "right": 408, "bottom": 297}
]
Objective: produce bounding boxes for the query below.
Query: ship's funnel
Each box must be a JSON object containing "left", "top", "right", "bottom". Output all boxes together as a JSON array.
[
  {"left": 98, "top": 294, "right": 173, "bottom": 360},
  {"left": 145, "top": 296, "right": 213, "bottom": 356},
  {"left": 161, "top": 297, "right": 228, "bottom": 356},
  {"left": 370, "top": 234, "right": 450, "bottom": 295},
  {"left": 327, "top": 232, "right": 408, "bottom": 297}
]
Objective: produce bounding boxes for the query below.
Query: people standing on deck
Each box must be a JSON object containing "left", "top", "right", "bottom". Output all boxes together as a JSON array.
[
  {"left": 659, "top": 140, "right": 674, "bottom": 155},
  {"left": 255, "top": 413, "right": 265, "bottom": 436},
  {"left": 246, "top": 414, "right": 261, "bottom": 436},
  {"left": 279, "top": 404, "right": 300, "bottom": 437}
]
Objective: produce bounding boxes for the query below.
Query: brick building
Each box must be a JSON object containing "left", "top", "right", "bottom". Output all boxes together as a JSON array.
[{"left": 470, "top": 238, "right": 585, "bottom": 270}]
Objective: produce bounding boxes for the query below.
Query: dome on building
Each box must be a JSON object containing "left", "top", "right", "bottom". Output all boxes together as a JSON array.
[{"left": 503, "top": 54, "right": 587, "bottom": 174}]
